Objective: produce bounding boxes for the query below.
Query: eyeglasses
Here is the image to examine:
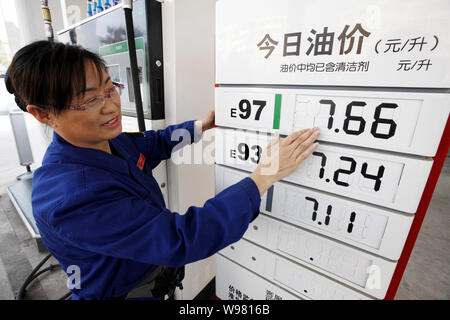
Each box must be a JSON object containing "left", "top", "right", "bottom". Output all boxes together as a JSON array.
[
  {"left": 37, "top": 82, "right": 125, "bottom": 113},
  {"left": 66, "top": 82, "right": 125, "bottom": 112}
]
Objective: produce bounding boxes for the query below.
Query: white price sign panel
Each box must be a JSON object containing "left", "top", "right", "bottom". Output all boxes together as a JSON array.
[
  {"left": 215, "top": 87, "right": 450, "bottom": 156},
  {"left": 215, "top": 128, "right": 432, "bottom": 213},
  {"left": 215, "top": 165, "right": 413, "bottom": 260},
  {"left": 220, "top": 239, "right": 371, "bottom": 299},
  {"left": 216, "top": 255, "right": 301, "bottom": 300},
  {"left": 216, "top": 0, "right": 450, "bottom": 88},
  {"left": 245, "top": 215, "right": 395, "bottom": 299}
]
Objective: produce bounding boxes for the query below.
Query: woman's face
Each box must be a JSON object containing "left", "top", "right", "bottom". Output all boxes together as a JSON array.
[{"left": 51, "top": 62, "right": 122, "bottom": 151}]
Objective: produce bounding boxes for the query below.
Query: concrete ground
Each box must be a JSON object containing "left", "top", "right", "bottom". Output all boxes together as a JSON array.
[{"left": 0, "top": 113, "right": 448, "bottom": 300}]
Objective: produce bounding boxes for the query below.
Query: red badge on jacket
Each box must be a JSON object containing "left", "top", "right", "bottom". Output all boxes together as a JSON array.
[{"left": 137, "top": 154, "right": 146, "bottom": 170}]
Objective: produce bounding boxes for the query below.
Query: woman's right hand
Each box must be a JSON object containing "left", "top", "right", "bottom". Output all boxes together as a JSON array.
[{"left": 249, "top": 128, "right": 320, "bottom": 196}]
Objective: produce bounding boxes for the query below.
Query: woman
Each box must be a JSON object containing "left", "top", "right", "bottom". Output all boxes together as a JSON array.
[{"left": 5, "top": 40, "right": 320, "bottom": 300}]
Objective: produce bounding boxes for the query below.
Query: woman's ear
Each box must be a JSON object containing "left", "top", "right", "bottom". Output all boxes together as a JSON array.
[{"left": 26, "top": 105, "right": 56, "bottom": 128}]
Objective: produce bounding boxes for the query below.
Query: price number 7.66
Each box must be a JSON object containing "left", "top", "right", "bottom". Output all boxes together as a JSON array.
[{"left": 318, "top": 99, "right": 398, "bottom": 139}]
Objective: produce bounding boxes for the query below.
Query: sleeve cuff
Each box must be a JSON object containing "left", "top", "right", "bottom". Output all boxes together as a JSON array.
[
  {"left": 194, "top": 120, "right": 203, "bottom": 143},
  {"left": 237, "top": 177, "right": 261, "bottom": 221}
]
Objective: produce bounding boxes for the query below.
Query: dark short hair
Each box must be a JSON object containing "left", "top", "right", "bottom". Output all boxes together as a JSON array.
[{"left": 6, "top": 40, "right": 106, "bottom": 114}]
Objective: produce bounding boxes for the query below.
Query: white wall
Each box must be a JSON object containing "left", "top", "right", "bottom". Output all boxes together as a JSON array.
[
  {"left": 0, "top": 0, "right": 65, "bottom": 169},
  {"left": 0, "top": 0, "right": 64, "bottom": 52},
  {"left": 162, "top": 0, "right": 217, "bottom": 300}
]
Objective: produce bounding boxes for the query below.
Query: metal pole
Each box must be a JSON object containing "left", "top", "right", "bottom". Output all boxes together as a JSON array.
[
  {"left": 123, "top": 0, "right": 146, "bottom": 132},
  {"left": 40, "top": 0, "right": 54, "bottom": 42}
]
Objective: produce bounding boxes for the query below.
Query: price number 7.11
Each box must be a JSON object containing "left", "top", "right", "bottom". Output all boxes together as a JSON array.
[
  {"left": 318, "top": 99, "right": 397, "bottom": 139},
  {"left": 312, "top": 152, "right": 385, "bottom": 192}
]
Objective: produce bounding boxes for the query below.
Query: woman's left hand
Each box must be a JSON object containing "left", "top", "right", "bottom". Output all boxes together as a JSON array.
[{"left": 200, "top": 109, "right": 215, "bottom": 132}]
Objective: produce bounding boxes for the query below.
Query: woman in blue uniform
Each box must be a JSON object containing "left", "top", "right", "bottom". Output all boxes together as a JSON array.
[{"left": 5, "top": 40, "right": 320, "bottom": 300}]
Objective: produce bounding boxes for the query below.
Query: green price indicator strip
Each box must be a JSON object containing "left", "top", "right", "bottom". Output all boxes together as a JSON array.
[{"left": 273, "top": 93, "right": 282, "bottom": 130}]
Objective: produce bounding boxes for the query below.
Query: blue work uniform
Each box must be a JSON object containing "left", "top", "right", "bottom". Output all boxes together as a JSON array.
[{"left": 31, "top": 120, "right": 261, "bottom": 300}]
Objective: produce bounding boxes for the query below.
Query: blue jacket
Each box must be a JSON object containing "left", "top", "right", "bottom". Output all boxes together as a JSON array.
[{"left": 32, "top": 120, "right": 261, "bottom": 300}]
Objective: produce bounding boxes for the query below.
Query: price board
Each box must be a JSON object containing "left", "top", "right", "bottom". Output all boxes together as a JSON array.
[{"left": 215, "top": 0, "right": 450, "bottom": 300}]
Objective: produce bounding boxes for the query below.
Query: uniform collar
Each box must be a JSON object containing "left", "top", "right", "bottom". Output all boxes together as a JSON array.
[{"left": 44, "top": 131, "right": 130, "bottom": 175}]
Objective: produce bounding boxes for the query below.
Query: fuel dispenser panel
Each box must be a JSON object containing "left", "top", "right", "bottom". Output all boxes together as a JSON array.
[
  {"left": 100, "top": 38, "right": 148, "bottom": 114},
  {"left": 57, "top": 0, "right": 164, "bottom": 120}
]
